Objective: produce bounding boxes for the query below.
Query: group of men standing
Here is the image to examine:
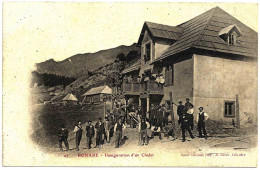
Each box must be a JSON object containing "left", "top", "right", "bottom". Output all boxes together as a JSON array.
[
  {"left": 58, "top": 112, "right": 126, "bottom": 151},
  {"left": 177, "top": 98, "right": 209, "bottom": 142},
  {"left": 57, "top": 98, "right": 209, "bottom": 151}
]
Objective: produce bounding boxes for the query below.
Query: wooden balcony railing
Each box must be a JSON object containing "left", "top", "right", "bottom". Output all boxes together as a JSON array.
[
  {"left": 112, "top": 81, "right": 163, "bottom": 96},
  {"left": 142, "top": 81, "right": 163, "bottom": 94}
]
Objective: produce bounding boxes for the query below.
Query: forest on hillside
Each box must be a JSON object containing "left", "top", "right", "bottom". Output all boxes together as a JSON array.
[{"left": 31, "top": 71, "right": 76, "bottom": 88}]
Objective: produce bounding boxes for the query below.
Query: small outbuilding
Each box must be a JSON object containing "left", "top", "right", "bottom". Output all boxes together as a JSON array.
[
  {"left": 62, "top": 93, "right": 78, "bottom": 105},
  {"left": 82, "top": 85, "right": 112, "bottom": 104}
]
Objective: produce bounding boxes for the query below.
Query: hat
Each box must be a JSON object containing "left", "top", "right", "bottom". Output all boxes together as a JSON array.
[
  {"left": 198, "top": 107, "right": 204, "bottom": 110},
  {"left": 178, "top": 101, "right": 182, "bottom": 104},
  {"left": 99, "top": 117, "right": 102, "bottom": 121},
  {"left": 88, "top": 120, "right": 92, "bottom": 122},
  {"left": 186, "top": 98, "right": 190, "bottom": 100}
]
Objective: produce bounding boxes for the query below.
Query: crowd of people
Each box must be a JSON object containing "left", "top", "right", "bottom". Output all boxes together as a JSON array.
[
  {"left": 57, "top": 98, "right": 209, "bottom": 151},
  {"left": 122, "top": 73, "right": 165, "bottom": 86}
]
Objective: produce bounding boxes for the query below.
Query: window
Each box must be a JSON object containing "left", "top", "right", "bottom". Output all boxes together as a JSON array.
[
  {"left": 144, "top": 43, "right": 151, "bottom": 63},
  {"left": 165, "top": 65, "right": 174, "bottom": 86},
  {"left": 224, "top": 101, "right": 235, "bottom": 117},
  {"left": 228, "top": 33, "right": 236, "bottom": 45}
]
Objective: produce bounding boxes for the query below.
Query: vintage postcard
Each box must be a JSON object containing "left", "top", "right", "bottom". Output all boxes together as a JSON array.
[{"left": 2, "top": 2, "right": 258, "bottom": 167}]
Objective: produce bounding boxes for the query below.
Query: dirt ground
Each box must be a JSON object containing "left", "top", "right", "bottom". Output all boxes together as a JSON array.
[
  {"left": 37, "top": 120, "right": 257, "bottom": 157},
  {"left": 30, "top": 102, "right": 257, "bottom": 162}
]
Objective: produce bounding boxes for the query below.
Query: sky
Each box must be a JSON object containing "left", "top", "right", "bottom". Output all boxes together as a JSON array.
[{"left": 3, "top": 2, "right": 258, "bottom": 70}]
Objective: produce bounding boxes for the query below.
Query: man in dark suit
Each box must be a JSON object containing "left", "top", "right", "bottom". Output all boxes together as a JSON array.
[
  {"left": 181, "top": 113, "right": 195, "bottom": 142},
  {"left": 58, "top": 124, "right": 69, "bottom": 151},
  {"left": 149, "top": 104, "right": 157, "bottom": 128},
  {"left": 95, "top": 117, "right": 105, "bottom": 149},
  {"left": 86, "top": 120, "right": 95, "bottom": 149},
  {"left": 177, "top": 101, "right": 184, "bottom": 125}
]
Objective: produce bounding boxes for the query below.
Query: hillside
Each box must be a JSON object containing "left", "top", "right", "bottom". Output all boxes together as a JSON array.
[{"left": 36, "top": 43, "right": 140, "bottom": 78}]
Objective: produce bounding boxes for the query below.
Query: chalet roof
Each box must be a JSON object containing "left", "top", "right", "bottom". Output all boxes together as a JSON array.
[
  {"left": 62, "top": 93, "right": 78, "bottom": 101},
  {"left": 153, "top": 6, "right": 257, "bottom": 63},
  {"left": 83, "top": 85, "right": 112, "bottom": 96},
  {"left": 121, "top": 58, "right": 141, "bottom": 74},
  {"left": 137, "top": 22, "right": 184, "bottom": 46}
]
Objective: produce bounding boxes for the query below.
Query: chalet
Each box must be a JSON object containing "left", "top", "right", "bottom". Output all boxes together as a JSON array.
[
  {"left": 112, "top": 7, "right": 257, "bottom": 125},
  {"left": 83, "top": 85, "right": 112, "bottom": 104}
]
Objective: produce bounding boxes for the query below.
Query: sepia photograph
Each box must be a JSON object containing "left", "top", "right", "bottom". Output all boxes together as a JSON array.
[{"left": 2, "top": 2, "right": 258, "bottom": 167}]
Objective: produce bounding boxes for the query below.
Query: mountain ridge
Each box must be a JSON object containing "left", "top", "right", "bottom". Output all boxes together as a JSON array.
[{"left": 35, "top": 43, "right": 140, "bottom": 78}]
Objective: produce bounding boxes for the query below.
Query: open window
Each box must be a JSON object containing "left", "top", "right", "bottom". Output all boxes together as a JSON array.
[{"left": 219, "top": 24, "right": 242, "bottom": 46}]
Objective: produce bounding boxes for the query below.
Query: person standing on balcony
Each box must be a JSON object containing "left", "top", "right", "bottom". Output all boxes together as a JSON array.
[
  {"left": 128, "top": 75, "right": 133, "bottom": 83},
  {"left": 123, "top": 76, "right": 128, "bottom": 83},
  {"left": 137, "top": 76, "right": 142, "bottom": 83},
  {"left": 159, "top": 74, "right": 165, "bottom": 88}
]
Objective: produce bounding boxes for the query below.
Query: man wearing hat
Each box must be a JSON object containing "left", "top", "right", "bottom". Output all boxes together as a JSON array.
[
  {"left": 73, "top": 121, "right": 83, "bottom": 151},
  {"left": 180, "top": 112, "right": 195, "bottom": 142},
  {"left": 114, "top": 116, "right": 126, "bottom": 148},
  {"left": 185, "top": 98, "right": 194, "bottom": 130},
  {"left": 138, "top": 115, "right": 150, "bottom": 146},
  {"left": 58, "top": 124, "right": 69, "bottom": 151},
  {"left": 149, "top": 104, "right": 157, "bottom": 128},
  {"left": 197, "top": 107, "right": 209, "bottom": 139},
  {"left": 177, "top": 101, "right": 184, "bottom": 125},
  {"left": 94, "top": 117, "right": 105, "bottom": 149},
  {"left": 184, "top": 98, "right": 193, "bottom": 113},
  {"left": 86, "top": 120, "right": 95, "bottom": 149}
]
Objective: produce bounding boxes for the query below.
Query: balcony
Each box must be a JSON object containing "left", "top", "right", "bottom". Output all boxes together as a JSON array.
[
  {"left": 112, "top": 81, "right": 164, "bottom": 98},
  {"left": 122, "top": 82, "right": 142, "bottom": 95},
  {"left": 141, "top": 81, "right": 164, "bottom": 95}
]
